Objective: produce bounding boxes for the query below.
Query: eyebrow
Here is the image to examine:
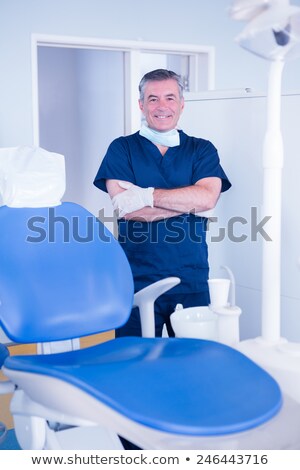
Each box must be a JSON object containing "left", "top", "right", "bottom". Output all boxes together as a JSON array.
[{"left": 147, "top": 93, "right": 177, "bottom": 99}]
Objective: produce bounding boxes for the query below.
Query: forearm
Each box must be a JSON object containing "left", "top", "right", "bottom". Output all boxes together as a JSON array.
[
  {"left": 153, "top": 183, "right": 219, "bottom": 213},
  {"left": 123, "top": 206, "right": 183, "bottom": 222},
  {"left": 124, "top": 182, "right": 219, "bottom": 220},
  {"left": 106, "top": 177, "right": 221, "bottom": 221}
]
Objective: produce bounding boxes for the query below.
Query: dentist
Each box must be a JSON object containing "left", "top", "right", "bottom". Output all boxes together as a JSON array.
[{"left": 94, "top": 69, "right": 231, "bottom": 337}]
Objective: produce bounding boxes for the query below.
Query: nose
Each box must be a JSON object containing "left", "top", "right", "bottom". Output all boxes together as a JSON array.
[{"left": 156, "top": 99, "right": 169, "bottom": 109}]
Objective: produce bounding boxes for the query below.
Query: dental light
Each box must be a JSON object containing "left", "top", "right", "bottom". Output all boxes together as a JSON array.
[
  {"left": 230, "top": 0, "right": 300, "bottom": 343},
  {"left": 231, "top": 0, "right": 300, "bottom": 60}
]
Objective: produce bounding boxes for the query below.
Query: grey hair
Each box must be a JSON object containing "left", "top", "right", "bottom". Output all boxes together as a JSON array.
[{"left": 138, "top": 69, "right": 184, "bottom": 101}]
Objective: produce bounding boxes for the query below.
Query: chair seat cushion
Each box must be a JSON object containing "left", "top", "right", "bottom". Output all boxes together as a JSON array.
[{"left": 4, "top": 337, "right": 282, "bottom": 436}]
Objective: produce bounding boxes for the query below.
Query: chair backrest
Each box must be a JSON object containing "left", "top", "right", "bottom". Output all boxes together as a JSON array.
[{"left": 0, "top": 202, "right": 134, "bottom": 343}]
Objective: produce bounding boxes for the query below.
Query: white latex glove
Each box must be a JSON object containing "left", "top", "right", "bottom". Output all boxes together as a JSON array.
[{"left": 112, "top": 181, "right": 154, "bottom": 218}]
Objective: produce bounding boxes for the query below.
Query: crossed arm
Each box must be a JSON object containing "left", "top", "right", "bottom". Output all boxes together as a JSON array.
[{"left": 106, "top": 177, "right": 222, "bottom": 222}]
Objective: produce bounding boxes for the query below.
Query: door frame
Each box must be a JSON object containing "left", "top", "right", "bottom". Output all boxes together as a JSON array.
[{"left": 31, "top": 34, "right": 215, "bottom": 144}]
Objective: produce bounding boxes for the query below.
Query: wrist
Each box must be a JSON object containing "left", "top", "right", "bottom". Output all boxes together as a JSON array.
[
  {"left": 152, "top": 188, "right": 163, "bottom": 208},
  {"left": 145, "top": 187, "right": 154, "bottom": 207}
]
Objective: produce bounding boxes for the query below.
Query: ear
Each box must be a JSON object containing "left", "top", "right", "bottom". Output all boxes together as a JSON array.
[
  {"left": 138, "top": 99, "right": 144, "bottom": 113},
  {"left": 180, "top": 97, "right": 185, "bottom": 114}
]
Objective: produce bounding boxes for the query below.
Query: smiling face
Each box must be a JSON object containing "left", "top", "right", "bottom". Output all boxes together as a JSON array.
[{"left": 138, "top": 78, "right": 184, "bottom": 132}]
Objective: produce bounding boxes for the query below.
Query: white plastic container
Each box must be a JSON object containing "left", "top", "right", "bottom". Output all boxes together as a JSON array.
[
  {"left": 208, "top": 278, "right": 230, "bottom": 307},
  {"left": 170, "top": 306, "right": 218, "bottom": 340}
]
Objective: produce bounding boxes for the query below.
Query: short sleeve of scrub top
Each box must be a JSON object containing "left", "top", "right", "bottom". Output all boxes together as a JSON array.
[
  {"left": 94, "top": 131, "right": 231, "bottom": 294},
  {"left": 94, "top": 137, "right": 136, "bottom": 192}
]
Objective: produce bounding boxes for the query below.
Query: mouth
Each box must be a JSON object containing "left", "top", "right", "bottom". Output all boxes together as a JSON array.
[{"left": 154, "top": 115, "right": 172, "bottom": 119}]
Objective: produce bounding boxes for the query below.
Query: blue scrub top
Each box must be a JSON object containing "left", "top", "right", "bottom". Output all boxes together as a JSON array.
[{"left": 94, "top": 130, "right": 231, "bottom": 294}]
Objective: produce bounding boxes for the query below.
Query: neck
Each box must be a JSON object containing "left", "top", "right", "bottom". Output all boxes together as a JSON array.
[{"left": 156, "top": 143, "right": 169, "bottom": 156}]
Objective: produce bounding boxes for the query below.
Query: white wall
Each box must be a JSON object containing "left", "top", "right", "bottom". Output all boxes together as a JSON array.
[
  {"left": 1, "top": 0, "right": 300, "bottom": 148},
  {"left": 180, "top": 91, "right": 300, "bottom": 342}
]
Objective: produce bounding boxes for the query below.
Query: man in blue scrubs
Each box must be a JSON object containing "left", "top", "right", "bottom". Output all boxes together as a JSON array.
[{"left": 94, "top": 69, "right": 231, "bottom": 338}]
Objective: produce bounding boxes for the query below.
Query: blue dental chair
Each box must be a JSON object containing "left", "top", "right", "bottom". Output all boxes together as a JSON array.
[{"left": 0, "top": 202, "right": 299, "bottom": 450}]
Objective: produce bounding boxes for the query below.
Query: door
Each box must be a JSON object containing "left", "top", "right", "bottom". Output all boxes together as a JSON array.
[{"left": 38, "top": 46, "right": 124, "bottom": 224}]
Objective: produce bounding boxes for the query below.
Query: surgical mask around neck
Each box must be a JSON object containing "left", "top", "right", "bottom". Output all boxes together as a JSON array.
[{"left": 139, "top": 123, "right": 180, "bottom": 147}]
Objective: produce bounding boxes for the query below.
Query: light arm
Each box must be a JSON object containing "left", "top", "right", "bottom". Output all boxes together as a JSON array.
[
  {"left": 106, "top": 179, "right": 184, "bottom": 221},
  {"left": 153, "top": 177, "right": 222, "bottom": 213},
  {"left": 106, "top": 177, "right": 221, "bottom": 221}
]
